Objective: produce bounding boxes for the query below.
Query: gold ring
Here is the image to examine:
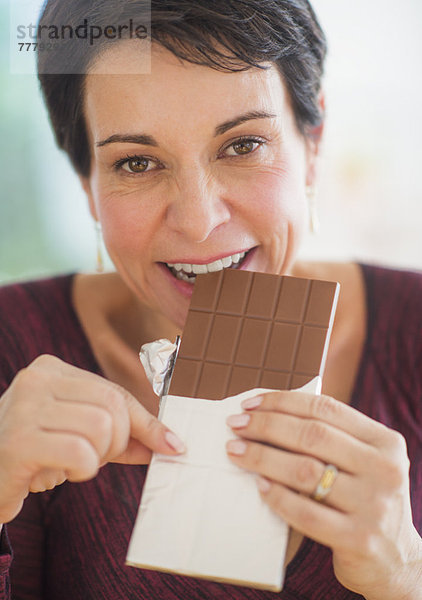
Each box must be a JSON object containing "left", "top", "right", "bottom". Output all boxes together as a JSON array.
[{"left": 312, "top": 464, "right": 338, "bottom": 502}]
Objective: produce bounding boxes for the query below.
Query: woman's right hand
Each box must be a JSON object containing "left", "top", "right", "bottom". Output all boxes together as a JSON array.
[{"left": 0, "top": 354, "right": 185, "bottom": 525}]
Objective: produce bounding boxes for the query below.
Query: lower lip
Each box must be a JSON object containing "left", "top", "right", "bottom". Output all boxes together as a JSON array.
[
  {"left": 158, "top": 247, "right": 258, "bottom": 298},
  {"left": 158, "top": 262, "right": 195, "bottom": 298}
]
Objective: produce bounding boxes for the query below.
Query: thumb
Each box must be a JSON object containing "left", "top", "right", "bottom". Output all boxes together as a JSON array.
[
  {"left": 111, "top": 439, "right": 153, "bottom": 465},
  {"left": 126, "top": 395, "right": 185, "bottom": 456}
]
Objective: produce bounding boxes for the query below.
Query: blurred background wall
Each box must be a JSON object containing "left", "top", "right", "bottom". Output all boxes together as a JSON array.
[{"left": 1, "top": 0, "right": 421, "bottom": 285}]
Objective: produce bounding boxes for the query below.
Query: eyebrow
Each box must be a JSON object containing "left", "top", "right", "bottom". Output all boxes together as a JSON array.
[
  {"left": 214, "top": 110, "right": 277, "bottom": 136},
  {"left": 96, "top": 110, "right": 277, "bottom": 148},
  {"left": 96, "top": 133, "right": 158, "bottom": 148}
]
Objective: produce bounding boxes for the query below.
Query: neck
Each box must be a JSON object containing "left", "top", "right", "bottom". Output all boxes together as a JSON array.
[{"left": 73, "top": 272, "right": 180, "bottom": 415}]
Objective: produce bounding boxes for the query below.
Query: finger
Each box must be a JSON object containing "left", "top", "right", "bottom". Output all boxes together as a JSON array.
[
  {"left": 26, "top": 431, "right": 100, "bottom": 482},
  {"left": 29, "top": 468, "right": 67, "bottom": 493},
  {"left": 125, "top": 392, "right": 186, "bottom": 456},
  {"left": 47, "top": 376, "right": 130, "bottom": 460},
  {"left": 226, "top": 439, "right": 358, "bottom": 512},
  {"left": 242, "top": 392, "right": 392, "bottom": 448},
  {"left": 257, "top": 477, "right": 351, "bottom": 549},
  {"left": 39, "top": 400, "right": 113, "bottom": 460},
  {"left": 227, "top": 410, "right": 374, "bottom": 474},
  {"left": 49, "top": 376, "right": 185, "bottom": 459},
  {"left": 111, "top": 439, "right": 152, "bottom": 465},
  {"left": 31, "top": 355, "right": 102, "bottom": 381}
]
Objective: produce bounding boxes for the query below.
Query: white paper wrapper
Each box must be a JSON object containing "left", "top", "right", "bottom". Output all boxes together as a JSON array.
[
  {"left": 126, "top": 376, "right": 321, "bottom": 591},
  {"left": 139, "top": 339, "right": 177, "bottom": 396}
]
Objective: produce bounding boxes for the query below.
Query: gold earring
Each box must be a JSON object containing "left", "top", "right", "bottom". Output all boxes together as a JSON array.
[
  {"left": 306, "top": 185, "right": 320, "bottom": 235},
  {"left": 95, "top": 220, "right": 104, "bottom": 273}
]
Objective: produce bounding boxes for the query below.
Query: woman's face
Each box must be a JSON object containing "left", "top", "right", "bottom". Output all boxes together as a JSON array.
[{"left": 83, "top": 41, "right": 319, "bottom": 328}]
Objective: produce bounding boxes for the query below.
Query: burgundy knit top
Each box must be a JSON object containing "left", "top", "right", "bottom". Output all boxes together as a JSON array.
[{"left": 0, "top": 264, "right": 421, "bottom": 600}]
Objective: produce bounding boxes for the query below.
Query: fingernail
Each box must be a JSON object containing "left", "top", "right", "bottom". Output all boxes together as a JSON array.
[
  {"left": 257, "top": 476, "right": 272, "bottom": 494},
  {"left": 226, "top": 413, "right": 250, "bottom": 429},
  {"left": 241, "top": 395, "right": 263, "bottom": 410},
  {"left": 227, "top": 440, "right": 247, "bottom": 456},
  {"left": 165, "top": 431, "right": 186, "bottom": 453}
]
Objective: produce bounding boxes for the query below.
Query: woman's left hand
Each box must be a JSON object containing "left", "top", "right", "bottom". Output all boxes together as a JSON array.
[{"left": 226, "top": 391, "right": 422, "bottom": 600}]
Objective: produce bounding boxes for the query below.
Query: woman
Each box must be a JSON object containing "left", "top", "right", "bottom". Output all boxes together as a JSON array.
[{"left": 0, "top": 1, "right": 421, "bottom": 598}]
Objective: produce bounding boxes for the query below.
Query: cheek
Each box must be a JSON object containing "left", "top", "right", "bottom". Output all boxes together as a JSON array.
[
  {"left": 96, "top": 192, "right": 159, "bottom": 259},
  {"left": 230, "top": 168, "right": 307, "bottom": 233}
]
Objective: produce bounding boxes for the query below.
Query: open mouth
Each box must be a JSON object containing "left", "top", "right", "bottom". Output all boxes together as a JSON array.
[{"left": 164, "top": 248, "right": 254, "bottom": 283}]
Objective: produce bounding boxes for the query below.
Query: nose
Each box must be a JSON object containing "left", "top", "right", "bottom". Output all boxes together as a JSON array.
[{"left": 165, "top": 167, "right": 231, "bottom": 243}]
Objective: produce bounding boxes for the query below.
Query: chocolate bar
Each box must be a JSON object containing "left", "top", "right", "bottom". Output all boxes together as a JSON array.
[
  {"left": 127, "top": 269, "right": 340, "bottom": 590},
  {"left": 169, "top": 269, "right": 339, "bottom": 399}
]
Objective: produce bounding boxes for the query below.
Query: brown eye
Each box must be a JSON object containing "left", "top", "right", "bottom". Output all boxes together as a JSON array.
[
  {"left": 223, "top": 138, "right": 263, "bottom": 157},
  {"left": 232, "top": 140, "right": 256, "bottom": 155},
  {"left": 123, "top": 157, "right": 150, "bottom": 173}
]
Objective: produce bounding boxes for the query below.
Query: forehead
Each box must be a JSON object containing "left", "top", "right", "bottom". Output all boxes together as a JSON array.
[{"left": 84, "top": 41, "right": 289, "bottom": 139}]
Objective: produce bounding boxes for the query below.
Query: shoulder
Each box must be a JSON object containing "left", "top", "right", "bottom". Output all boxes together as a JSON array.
[
  {"left": 358, "top": 262, "right": 422, "bottom": 312},
  {"left": 0, "top": 273, "right": 76, "bottom": 334},
  {"left": 356, "top": 263, "right": 422, "bottom": 342},
  {"left": 362, "top": 264, "right": 422, "bottom": 381},
  {"left": 0, "top": 273, "right": 74, "bottom": 311},
  {"left": 0, "top": 274, "right": 78, "bottom": 388}
]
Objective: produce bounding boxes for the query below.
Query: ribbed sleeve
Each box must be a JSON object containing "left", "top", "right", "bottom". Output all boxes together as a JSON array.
[
  {"left": 0, "top": 274, "right": 100, "bottom": 396},
  {"left": 0, "top": 527, "right": 12, "bottom": 600}
]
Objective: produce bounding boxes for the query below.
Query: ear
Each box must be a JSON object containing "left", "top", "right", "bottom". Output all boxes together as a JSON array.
[
  {"left": 305, "top": 91, "right": 325, "bottom": 187},
  {"left": 79, "top": 176, "right": 98, "bottom": 221}
]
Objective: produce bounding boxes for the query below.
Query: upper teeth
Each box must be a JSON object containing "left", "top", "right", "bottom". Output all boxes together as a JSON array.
[{"left": 167, "top": 251, "right": 246, "bottom": 277}]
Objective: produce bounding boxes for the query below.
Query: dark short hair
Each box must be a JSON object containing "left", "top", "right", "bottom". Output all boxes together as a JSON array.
[{"left": 37, "top": 0, "right": 327, "bottom": 177}]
